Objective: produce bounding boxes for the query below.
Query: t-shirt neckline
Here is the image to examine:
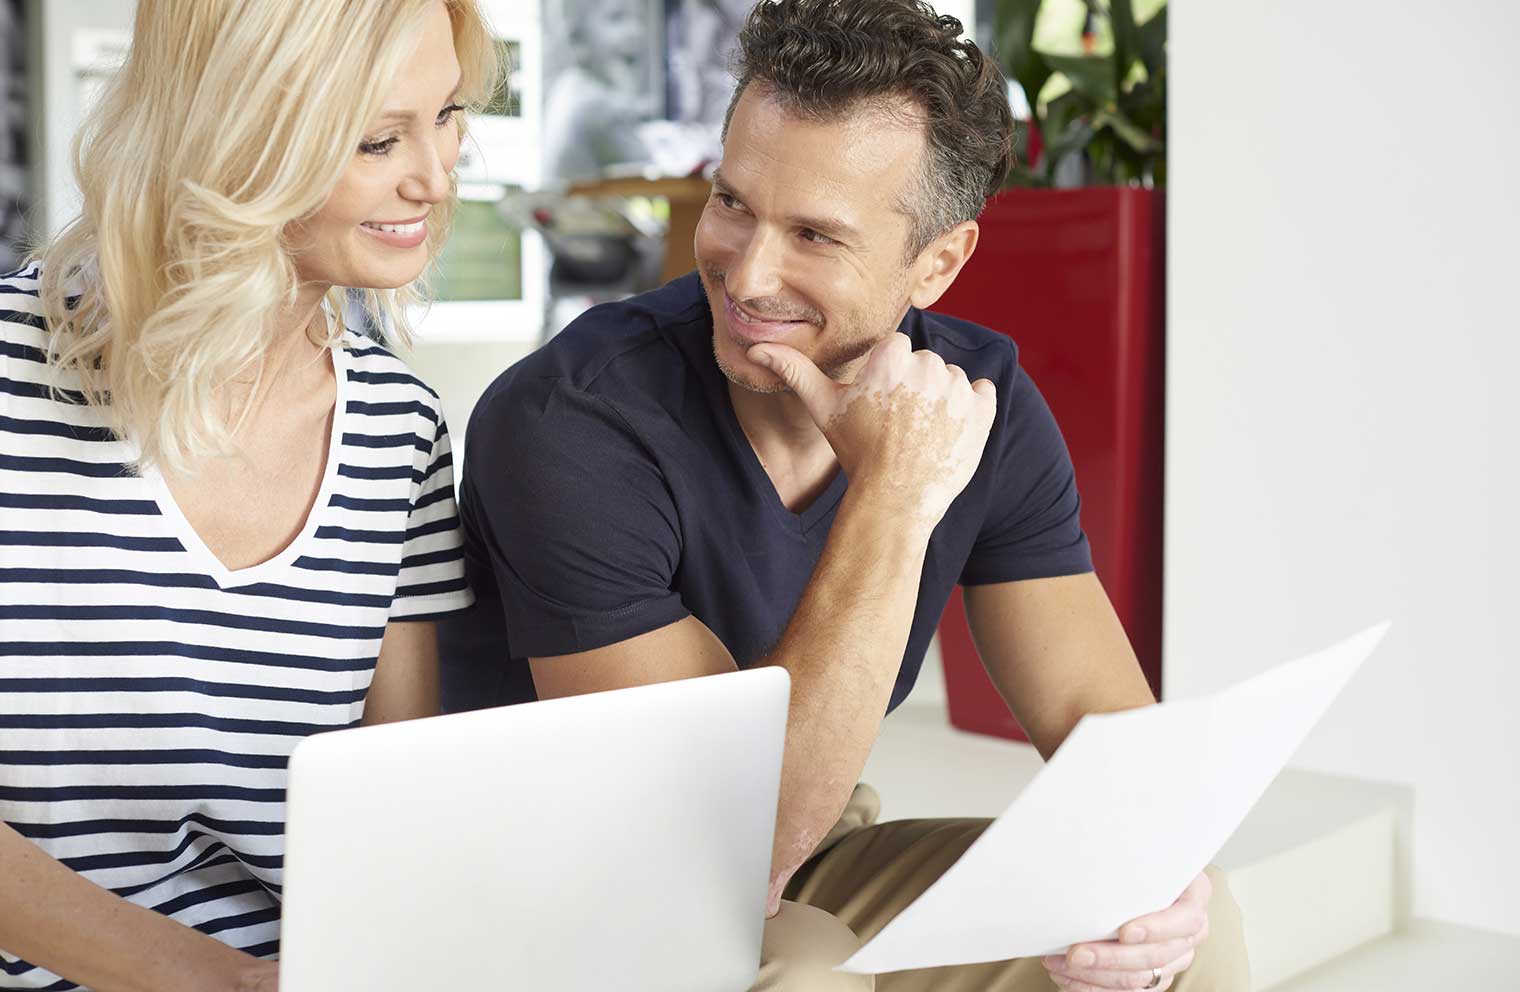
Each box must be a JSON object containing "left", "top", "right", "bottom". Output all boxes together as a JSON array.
[
  {"left": 138, "top": 340, "right": 349, "bottom": 588},
  {"left": 696, "top": 336, "right": 848, "bottom": 534}
]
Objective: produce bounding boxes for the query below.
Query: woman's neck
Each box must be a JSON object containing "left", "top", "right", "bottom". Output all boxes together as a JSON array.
[{"left": 216, "top": 282, "right": 334, "bottom": 431}]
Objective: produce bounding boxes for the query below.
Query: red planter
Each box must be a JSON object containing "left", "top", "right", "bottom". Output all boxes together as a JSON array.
[{"left": 931, "top": 187, "right": 1166, "bottom": 741}]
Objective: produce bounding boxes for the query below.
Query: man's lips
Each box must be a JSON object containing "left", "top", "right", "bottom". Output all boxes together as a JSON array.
[{"left": 723, "top": 291, "right": 816, "bottom": 345}]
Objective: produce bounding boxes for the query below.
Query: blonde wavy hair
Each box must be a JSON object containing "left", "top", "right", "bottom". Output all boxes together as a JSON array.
[{"left": 32, "top": 0, "right": 499, "bottom": 475}]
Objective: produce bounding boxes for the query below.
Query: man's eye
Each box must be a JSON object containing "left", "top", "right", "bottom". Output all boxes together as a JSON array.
[
  {"left": 801, "top": 229, "right": 834, "bottom": 245},
  {"left": 359, "top": 136, "right": 400, "bottom": 156},
  {"left": 717, "top": 193, "right": 741, "bottom": 210}
]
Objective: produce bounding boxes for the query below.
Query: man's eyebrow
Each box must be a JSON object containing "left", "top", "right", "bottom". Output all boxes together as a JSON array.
[
  {"left": 711, "top": 169, "right": 740, "bottom": 196},
  {"left": 711, "top": 170, "right": 861, "bottom": 243},
  {"left": 378, "top": 74, "right": 466, "bottom": 122},
  {"left": 792, "top": 212, "right": 861, "bottom": 243}
]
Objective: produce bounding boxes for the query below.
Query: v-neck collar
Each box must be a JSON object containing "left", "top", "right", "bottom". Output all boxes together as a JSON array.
[
  {"left": 671, "top": 305, "right": 848, "bottom": 535},
  {"left": 716, "top": 383, "right": 848, "bottom": 534},
  {"left": 138, "top": 341, "right": 348, "bottom": 588}
]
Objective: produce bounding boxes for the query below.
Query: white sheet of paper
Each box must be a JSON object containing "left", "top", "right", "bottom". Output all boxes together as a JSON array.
[{"left": 838, "top": 622, "right": 1389, "bottom": 975}]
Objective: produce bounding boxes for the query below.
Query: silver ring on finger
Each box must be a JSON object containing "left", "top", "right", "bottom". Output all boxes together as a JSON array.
[{"left": 1145, "top": 966, "right": 1162, "bottom": 989}]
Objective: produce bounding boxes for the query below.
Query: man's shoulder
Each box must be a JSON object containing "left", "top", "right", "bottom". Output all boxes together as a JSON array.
[
  {"left": 911, "top": 308, "right": 1022, "bottom": 380},
  {"left": 469, "top": 275, "right": 709, "bottom": 439}
]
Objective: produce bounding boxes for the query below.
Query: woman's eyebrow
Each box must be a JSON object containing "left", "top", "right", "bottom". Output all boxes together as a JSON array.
[{"left": 377, "top": 73, "right": 465, "bottom": 121}]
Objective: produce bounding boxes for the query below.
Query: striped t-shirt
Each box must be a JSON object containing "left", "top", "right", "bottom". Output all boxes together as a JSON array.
[{"left": 0, "top": 264, "right": 475, "bottom": 989}]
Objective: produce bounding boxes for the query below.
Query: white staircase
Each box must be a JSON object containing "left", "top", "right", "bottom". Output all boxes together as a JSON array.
[{"left": 864, "top": 700, "right": 1520, "bottom": 991}]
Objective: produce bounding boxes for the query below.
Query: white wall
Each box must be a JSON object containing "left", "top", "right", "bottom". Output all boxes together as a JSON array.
[{"left": 1167, "top": 1, "right": 1520, "bottom": 935}]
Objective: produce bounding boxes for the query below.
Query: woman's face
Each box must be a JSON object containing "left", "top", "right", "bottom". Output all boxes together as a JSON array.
[{"left": 289, "top": 0, "right": 463, "bottom": 292}]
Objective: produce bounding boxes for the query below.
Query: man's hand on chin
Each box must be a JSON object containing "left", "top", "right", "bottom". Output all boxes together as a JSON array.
[{"left": 1042, "top": 871, "right": 1213, "bottom": 992}]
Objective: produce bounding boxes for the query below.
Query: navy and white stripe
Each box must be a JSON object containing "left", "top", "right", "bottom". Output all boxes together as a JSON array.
[{"left": 0, "top": 266, "right": 474, "bottom": 989}]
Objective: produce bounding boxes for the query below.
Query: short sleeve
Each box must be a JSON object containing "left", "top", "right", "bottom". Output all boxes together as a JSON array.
[
  {"left": 960, "top": 356, "right": 1094, "bottom": 585},
  {"left": 388, "top": 413, "right": 476, "bottom": 621},
  {"left": 459, "top": 378, "right": 688, "bottom": 657}
]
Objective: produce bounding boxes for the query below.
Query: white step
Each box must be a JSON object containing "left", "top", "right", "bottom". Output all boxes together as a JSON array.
[
  {"left": 1217, "top": 769, "right": 1407, "bottom": 989},
  {"left": 864, "top": 703, "right": 1408, "bottom": 989},
  {"left": 1262, "top": 918, "right": 1520, "bottom": 991}
]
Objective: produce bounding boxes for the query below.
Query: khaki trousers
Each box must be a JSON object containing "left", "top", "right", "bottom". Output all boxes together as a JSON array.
[{"left": 754, "top": 785, "right": 1251, "bottom": 992}]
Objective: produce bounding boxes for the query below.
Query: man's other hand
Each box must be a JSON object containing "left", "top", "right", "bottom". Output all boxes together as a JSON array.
[
  {"left": 748, "top": 334, "right": 996, "bottom": 528},
  {"left": 1042, "top": 871, "right": 1213, "bottom": 991}
]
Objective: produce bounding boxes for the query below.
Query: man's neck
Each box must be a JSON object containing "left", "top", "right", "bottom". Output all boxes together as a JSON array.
[
  {"left": 728, "top": 383, "right": 823, "bottom": 451},
  {"left": 727, "top": 353, "right": 869, "bottom": 513}
]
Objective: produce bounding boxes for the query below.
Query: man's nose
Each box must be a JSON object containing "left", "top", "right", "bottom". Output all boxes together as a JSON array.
[{"left": 723, "top": 227, "right": 787, "bottom": 303}]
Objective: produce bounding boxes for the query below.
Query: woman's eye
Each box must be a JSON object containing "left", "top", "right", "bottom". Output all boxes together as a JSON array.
[
  {"left": 435, "top": 103, "right": 465, "bottom": 126},
  {"left": 359, "top": 136, "right": 400, "bottom": 156}
]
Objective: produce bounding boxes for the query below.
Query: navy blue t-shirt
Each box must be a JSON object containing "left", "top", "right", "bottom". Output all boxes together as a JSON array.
[{"left": 441, "top": 273, "right": 1092, "bottom": 713}]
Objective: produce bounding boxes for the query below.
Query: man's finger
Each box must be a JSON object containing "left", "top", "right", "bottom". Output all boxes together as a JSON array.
[
  {"left": 748, "top": 343, "right": 838, "bottom": 421},
  {"left": 1051, "top": 941, "right": 1191, "bottom": 990},
  {"left": 1048, "top": 936, "right": 1193, "bottom": 974},
  {"left": 1120, "top": 872, "right": 1212, "bottom": 944},
  {"left": 1048, "top": 974, "right": 1174, "bottom": 992}
]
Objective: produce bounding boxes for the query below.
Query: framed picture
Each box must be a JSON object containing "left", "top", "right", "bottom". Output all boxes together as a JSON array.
[
  {"left": 539, "top": 0, "right": 664, "bottom": 184},
  {"left": 0, "top": 0, "right": 28, "bottom": 268},
  {"left": 663, "top": 0, "right": 749, "bottom": 129},
  {"left": 416, "top": 0, "right": 548, "bottom": 343}
]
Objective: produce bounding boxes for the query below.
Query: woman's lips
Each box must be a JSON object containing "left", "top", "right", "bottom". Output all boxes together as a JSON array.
[{"left": 359, "top": 216, "right": 428, "bottom": 249}]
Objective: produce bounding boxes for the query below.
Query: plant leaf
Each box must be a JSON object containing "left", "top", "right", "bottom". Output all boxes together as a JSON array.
[
  {"left": 1039, "top": 52, "right": 1119, "bottom": 106},
  {"left": 1092, "top": 106, "right": 1160, "bottom": 153},
  {"left": 994, "top": 0, "right": 1055, "bottom": 119},
  {"left": 1138, "top": 3, "right": 1167, "bottom": 76},
  {"left": 1110, "top": 0, "right": 1143, "bottom": 86}
]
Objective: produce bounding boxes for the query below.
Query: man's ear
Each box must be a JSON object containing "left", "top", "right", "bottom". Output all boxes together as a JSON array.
[{"left": 907, "top": 220, "right": 979, "bottom": 311}]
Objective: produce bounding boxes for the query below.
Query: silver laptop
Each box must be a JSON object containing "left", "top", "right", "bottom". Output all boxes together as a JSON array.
[{"left": 279, "top": 668, "right": 790, "bottom": 991}]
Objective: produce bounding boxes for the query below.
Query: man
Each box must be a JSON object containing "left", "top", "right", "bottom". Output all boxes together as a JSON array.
[{"left": 446, "top": 0, "right": 1250, "bottom": 988}]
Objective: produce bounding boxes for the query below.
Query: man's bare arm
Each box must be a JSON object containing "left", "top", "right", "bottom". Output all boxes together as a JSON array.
[
  {"left": 533, "top": 491, "right": 931, "bottom": 914},
  {"left": 530, "top": 333, "right": 994, "bottom": 913},
  {"left": 962, "top": 572, "right": 1155, "bottom": 759}
]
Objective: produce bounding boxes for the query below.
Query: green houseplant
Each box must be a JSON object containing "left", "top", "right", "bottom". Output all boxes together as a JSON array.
[{"left": 993, "top": 0, "right": 1167, "bottom": 187}]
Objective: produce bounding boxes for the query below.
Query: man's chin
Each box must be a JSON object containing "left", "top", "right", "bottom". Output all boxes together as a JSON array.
[{"left": 713, "top": 347, "right": 789, "bottom": 395}]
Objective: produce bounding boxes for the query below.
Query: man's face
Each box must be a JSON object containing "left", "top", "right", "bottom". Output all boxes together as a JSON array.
[{"left": 695, "top": 86, "right": 927, "bottom": 393}]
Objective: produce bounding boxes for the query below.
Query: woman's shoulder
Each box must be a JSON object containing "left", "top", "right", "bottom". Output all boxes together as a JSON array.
[
  {"left": 337, "top": 329, "right": 447, "bottom": 421},
  {"left": 0, "top": 262, "right": 45, "bottom": 328},
  {"left": 1, "top": 263, "right": 50, "bottom": 368},
  {"left": 0, "top": 260, "right": 43, "bottom": 291}
]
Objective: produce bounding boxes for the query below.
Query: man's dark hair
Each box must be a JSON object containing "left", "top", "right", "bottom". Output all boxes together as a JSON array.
[{"left": 723, "top": 0, "right": 1014, "bottom": 259}]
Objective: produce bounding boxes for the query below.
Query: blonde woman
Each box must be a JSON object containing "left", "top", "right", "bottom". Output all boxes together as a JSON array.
[{"left": 0, "top": 1, "right": 497, "bottom": 989}]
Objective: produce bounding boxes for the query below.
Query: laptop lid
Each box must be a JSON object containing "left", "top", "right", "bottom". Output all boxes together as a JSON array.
[{"left": 279, "top": 667, "right": 789, "bottom": 991}]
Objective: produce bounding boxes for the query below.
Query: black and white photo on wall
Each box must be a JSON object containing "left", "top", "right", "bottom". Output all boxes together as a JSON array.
[
  {"left": 1, "top": 0, "right": 28, "bottom": 270},
  {"left": 663, "top": 0, "right": 750, "bottom": 129},
  {"left": 540, "top": 0, "right": 664, "bottom": 183}
]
